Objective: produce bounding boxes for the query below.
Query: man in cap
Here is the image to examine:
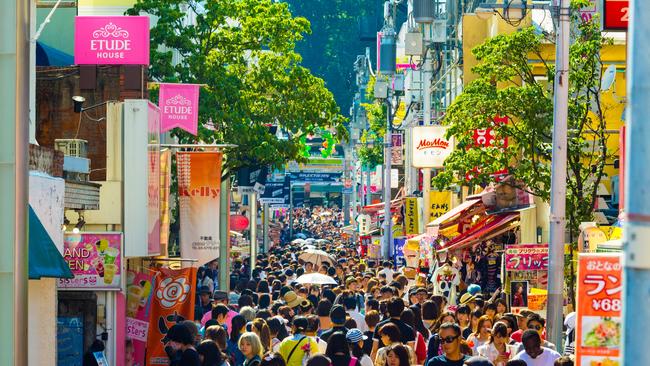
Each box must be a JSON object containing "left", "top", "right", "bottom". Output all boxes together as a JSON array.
[
  {"left": 194, "top": 285, "right": 213, "bottom": 321},
  {"left": 319, "top": 304, "right": 349, "bottom": 342}
]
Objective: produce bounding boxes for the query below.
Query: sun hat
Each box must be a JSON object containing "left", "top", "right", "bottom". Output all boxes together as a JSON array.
[
  {"left": 346, "top": 328, "right": 368, "bottom": 343},
  {"left": 213, "top": 290, "right": 228, "bottom": 301},
  {"left": 283, "top": 291, "right": 304, "bottom": 308},
  {"left": 459, "top": 293, "right": 477, "bottom": 305}
]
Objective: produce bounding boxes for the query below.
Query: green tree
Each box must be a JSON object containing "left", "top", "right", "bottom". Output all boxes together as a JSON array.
[
  {"left": 358, "top": 75, "right": 386, "bottom": 169},
  {"left": 433, "top": 2, "right": 614, "bottom": 236},
  {"left": 127, "top": 0, "right": 347, "bottom": 172}
]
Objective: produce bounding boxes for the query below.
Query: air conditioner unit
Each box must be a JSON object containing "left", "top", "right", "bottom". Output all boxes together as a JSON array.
[{"left": 54, "top": 139, "right": 88, "bottom": 158}]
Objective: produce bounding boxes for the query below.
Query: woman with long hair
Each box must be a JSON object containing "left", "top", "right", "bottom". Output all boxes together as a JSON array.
[
  {"left": 228, "top": 315, "right": 248, "bottom": 366},
  {"left": 421, "top": 301, "right": 440, "bottom": 335},
  {"left": 239, "top": 332, "right": 264, "bottom": 366},
  {"left": 251, "top": 319, "right": 273, "bottom": 354},
  {"left": 495, "top": 298, "right": 508, "bottom": 317},
  {"left": 346, "top": 329, "right": 373, "bottom": 366},
  {"left": 399, "top": 309, "right": 426, "bottom": 364},
  {"left": 477, "top": 322, "right": 516, "bottom": 366},
  {"left": 197, "top": 340, "right": 230, "bottom": 366},
  {"left": 326, "top": 332, "right": 357, "bottom": 366},
  {"left": 466, "top": 315, "right": 494, "bottom": 356},
  {"left": 205, "top": 325, "right": 229, "bottom": 352},
  {"left": 374, "top": 324, "right": 417, "bottom": 366},
  {"left": 386, "top": 345, "right": 410, "bottom": 366}
]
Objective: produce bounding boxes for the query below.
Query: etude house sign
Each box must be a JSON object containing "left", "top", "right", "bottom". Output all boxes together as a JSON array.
[
  {"left": 412, "top": 126, "right": 454, "bottom": 168},
  {"left": 74, "top": 16, "right": 150, "bottom": 65}
]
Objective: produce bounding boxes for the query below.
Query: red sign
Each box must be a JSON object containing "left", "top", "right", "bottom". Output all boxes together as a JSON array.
[
  {"left": 604, "top": 0, "right": 629, "bottom": 30},
  {"left": 576, "top": 254, "right": 622, "bottom": 365},
  {"left": 230, "top": 214, "right": 250, "bottom": 232},
  {"left": 505, "top": 244, "right": 549, "bottom": 271}
]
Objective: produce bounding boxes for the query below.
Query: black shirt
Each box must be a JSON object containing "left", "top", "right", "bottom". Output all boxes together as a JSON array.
[
  {"left": 362, "top": 330, "right": 374, "bottom": 355},
  {"left": 179, "top": 348, "right": 201, "bottom": 366},
  {"left": 320, "top": 326, "right": 349, "bottom": 343},
  {"left": 426, "top": 355, "right": 470, "bottom": 366},
  {"left": 462, "top": 327, "right": 472, "bottom": 340},
  {"left": 373, "top": 318, "right": 415, "bottom": 347}
]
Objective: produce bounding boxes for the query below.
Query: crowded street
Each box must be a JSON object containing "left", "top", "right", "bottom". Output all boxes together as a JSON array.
[{"left": 0, "top": 0, "right": 636, "bottom": 365}]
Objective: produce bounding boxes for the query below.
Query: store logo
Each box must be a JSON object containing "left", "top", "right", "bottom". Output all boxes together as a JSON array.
[
  {"left": 416, "top": 138, "right": 449, "bottom": 150},
  {"left": 179, "top": 186, "right": 220, "bottom": 198},
  {"left": 75, "top": 16, "right": 149, "bottom": 65},
  {"left": 156, "top": 276, "right": 191, "bottom": 308},
  {"left": 92, "top": 22, "right": 130, "bottom": 38},
  {"left": 163, "top": 95, "right": 193, "bottom": 119}
]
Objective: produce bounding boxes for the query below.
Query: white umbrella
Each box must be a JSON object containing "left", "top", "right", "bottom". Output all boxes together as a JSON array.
[
  {"left": 315, "top": 239, "right": 330, "bottom": 244},
  {"left": 301, "top": 244, "right": 317, "bottom": 250},
  {"left": 299, "top": 249, "right": 335, "bottom": 266},
  {"left": 305, "top": 238, "right": 316, "bottom": 243},
  {"left": 295, "top": 273, "right": 338, "bottom": 285},
  {"left": 292, "top": 238, "right": 306, "bottom": 244}
]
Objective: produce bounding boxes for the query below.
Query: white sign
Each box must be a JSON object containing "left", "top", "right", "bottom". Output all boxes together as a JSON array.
[
  {"left": 356, "top": 214, "right": 372, "bottom": 235},
  {"left": 126, "top": 317, "right": 149, "bottom": 342},
  {"left": 412, "top": 126, "right": 454, "bottom": 168}
]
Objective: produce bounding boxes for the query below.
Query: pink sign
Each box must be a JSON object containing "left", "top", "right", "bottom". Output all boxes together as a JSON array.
[
  {"left": 159, "top": 83, "right": 200, "bottom": 135},
  {"left": 126, "top": 270, "right": 156, "bottom": 366},
  {"left": 147, "top": 102, "right": 161, "bottom": 256},
  {"left": 74, "top": 16, "right": 150, "bottom": 65},
  {"left": 505, "top": 244, "right": 549, "bottom": 271},
  {"left": 59, "top": 232, "right": 122, "bottom": 289}
]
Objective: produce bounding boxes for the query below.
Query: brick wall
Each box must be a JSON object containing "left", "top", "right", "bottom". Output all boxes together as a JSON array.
[{"left": 36, "top": 65, "right": 148, "bottom": 181}]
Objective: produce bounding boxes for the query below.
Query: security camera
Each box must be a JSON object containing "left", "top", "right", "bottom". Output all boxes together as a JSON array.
[{"left": 72, "top": 96, "right": 86, "bottom": 113}]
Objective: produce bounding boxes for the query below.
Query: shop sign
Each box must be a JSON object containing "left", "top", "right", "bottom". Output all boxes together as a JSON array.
[
  {"left": 412, "top": 126, "right": 454, "bottom": 168},
  {"left": 357, "top": 214, "right": 372, "bottom": 235},
  {"left": 126, "top": 270, "right": 155, "bottom": 366},
  {"left": 505, "top": 244, "right": 549, "bottom": 271},
  {"left": 576, "top": 253, "right": 622, "bottom": 366},
  {"left": 260, "top": 180, "right": 287, "bottom": 204},
  {"left": 428, "top": 191, "right": 451, "bottom": 223},
  {"left": 159, "top": 83, "right": 200, "bottom": 135},
  {"left": 126, "top": 317, "right": 149, "bottom": 342},
  {"left": 391, "top": 133, "right": 403, "bottom": 165},
  {"left": 603, "top": 0, "right": 629, "bottom": 30},
  {"left": 394, "top": 238, "right": 406, "bottom": 264},
  {"left": 58, "top": 232, "right": 122, "bottom": 290},
  {"left": 74, "top": 16, "right": 149, "bottom": 65},
  {"left": 404, "top": 197, "right": 419, "bottom": 235}
]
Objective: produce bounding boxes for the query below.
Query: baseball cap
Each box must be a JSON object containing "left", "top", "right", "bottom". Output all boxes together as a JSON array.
[{"left": 330, "top": 305, "right": 347, "bottom": 325}]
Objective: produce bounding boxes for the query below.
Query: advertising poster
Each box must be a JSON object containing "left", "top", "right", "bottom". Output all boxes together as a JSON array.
[
  {"left": 576, "top": 254, "right": 622, "bottom": 366},
  {"left": 126, "top": 271, "right": 156, "bottom": 366},
  {"left": 505, "top": 244, "right": 549, "bottom": 271},
  {"left": 393, "top": 238, "right": 406, "bottom": 265},
  {"left": 428, "top": 191, "right": 451, "bottom": 223},
  {"left": 59, "top": 232, "right": 122, "bottom": 290},
  {"left": 391, "top": 133, "right": 403, "bottom": 165},
  {"left": 159, "top": 83, "right": 200, "bottom": 135},
  {"left": 510, "top": 281, "right": 529, "bottom": 308},
  {"left": 74, "top": 16, "right": 150, "bottom": 65},
  {"left": 146, "top": 267, "right": 197, "bottom": 366},
  {"left": 177, "top": 151, "right": 222, "bottom": 266},
  {"left": 404, "top": 197, "right": 419, "bottom": 235},
  {"left": 159, "top": 149, "right": 172, "bottom": 257}
]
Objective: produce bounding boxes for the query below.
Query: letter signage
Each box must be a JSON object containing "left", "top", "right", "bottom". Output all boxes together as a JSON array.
[
  {"left": 412, "top": 126, "right": 454, "bottom": 168},
  {"left": 74, "top": 16, "right": 150, "bottom": 65}
]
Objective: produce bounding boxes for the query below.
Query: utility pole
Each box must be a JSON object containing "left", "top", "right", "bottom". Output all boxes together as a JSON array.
[
  {"left": 546, "top": 0, "right": 570, "bottom": 349},
  {"left": 218, "top": 179, "right": 230, "bottom": 291},
  {"left": 422, "top": 21, "right": 433, "bottom": 227},
  {"left": 383, "top": 96, "right": 393, "bottom": 259},
  {"left": 249, "top": 192, "right": 257, "bottom": 272},
  {"left": 623, "top": 1, "right": 650, "bottom": 365},
  {"left": 262, "top": 203, "right": 269, "bottom": 253}
]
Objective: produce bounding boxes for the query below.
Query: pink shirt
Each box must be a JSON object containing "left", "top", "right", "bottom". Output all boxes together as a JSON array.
[{"left": 201, "top": 308, "right": 238, "bottom": 335}]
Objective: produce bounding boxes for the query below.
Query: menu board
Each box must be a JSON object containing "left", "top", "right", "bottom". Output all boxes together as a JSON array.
[{"left": 58, "top": 232, "right": 122, "bottom": 290}]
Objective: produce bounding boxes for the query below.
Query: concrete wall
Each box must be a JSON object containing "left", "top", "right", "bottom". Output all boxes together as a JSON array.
[{"left": 28, "top": 279, "right": 57, "bottom": 366}]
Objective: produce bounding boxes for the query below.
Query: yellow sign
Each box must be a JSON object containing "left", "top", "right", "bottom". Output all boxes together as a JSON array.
[
  {"left": 405, "top": 197, "right": 419, "bottom": 235},
  {"left": 429, "top": 191, "right": 452, "bottom": 223}
]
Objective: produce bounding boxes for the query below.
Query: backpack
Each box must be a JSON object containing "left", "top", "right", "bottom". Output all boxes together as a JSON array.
[{"left": 348, "top": 356, "right": 359, "bottom": 366}]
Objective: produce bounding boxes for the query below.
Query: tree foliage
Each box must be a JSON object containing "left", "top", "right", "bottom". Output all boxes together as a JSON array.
[
  {"left": 358, "top": 76, "right": 387, "bottom": 168},
  {"left": 127, "top": 0, "right": 347, "bottom": 171},
  {"left": 433, "top": 2, "right": 614, "bottom": 233}
]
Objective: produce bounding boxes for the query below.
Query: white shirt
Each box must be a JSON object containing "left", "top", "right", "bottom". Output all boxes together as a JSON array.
[
  {"left": 513, "top": 347, "right": 561, "bottom": 366},
  {"left": 358, "top": 354, "right": 373, "bottom": 366},
  {"left": 378, "top": 268, "right": 395, "bottom": 281},
  {"left": 432, "top": 264, "right": 460, "bottom": 305},
  {"left": 348, "top": 309, "right": 369, "bottom": 333},
  {"left": 477, "top": 342, "right": 517, "bottom": 365}
]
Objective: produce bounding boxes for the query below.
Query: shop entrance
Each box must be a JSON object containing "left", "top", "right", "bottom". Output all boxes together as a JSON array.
[{"left": 57, "top": 291, "right": 98, "bottom": 366}]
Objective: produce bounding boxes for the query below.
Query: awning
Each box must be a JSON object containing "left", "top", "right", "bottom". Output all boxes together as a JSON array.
[
  {"left": 427, "top": 199, "right": 481, "bottom": 227},
  {"left": 29, "top": 206, "right": 74, "bottom": 280},
  {"left": 363, "top": 188, "right": 405, "bottom": 215},
  {"left": 440, "top": 213, "right": 520, "bottom": 252}
]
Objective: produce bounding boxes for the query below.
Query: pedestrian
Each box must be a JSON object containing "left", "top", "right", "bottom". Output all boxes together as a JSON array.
[
  {"left": 320, "top": 305, "right": 350, "bottom": 342},
  {"left": 305, "top": 315, "right": 328, "bottom": 354},
  {"left": 347, "top": 328, "right": 374, "bottom": 366},
  {"left": 228, "top": 315, "right": 248, "bottom": 366},
  {"left": 514, "top": 314, "right": 556, "bottom": 354},
  {"left": 374, "top": 324, "right": 417, "bottom": 366},
  {"left": 167, "top": 323, "right": 201, "bottom": 366},
  {"left": 463, "top": 356, "right": 494, "bottom": 366},
  {"left": 476, "top": 323, "right": 516, "bottom": 366},
  {"left": 306, "top": 355, "right": 332, "bottom": 366},
  {"left": 372, "top": 297, "right": 415, "bottom": 358},
  {"left": 197, "top": 286, "right": 215, "bottom": 321},
  {"left": 466, "top": 316, "right": 492, "bottom": 355},
  {"left": 197, "top": 340, "right": 230, "bottom": 366},
  {"left": 260, "top": 353, "right": 287, "bottom": 366},
  {"left": 239, "top": 332, "right": 264, "bottom": 366},
  {"left": 251, "top": 319, "right": 273, "bottom": 354},
  {"left": 205, "top": 325, "right": 229, "bottom": 352},
  {"left": 425, "top": 323, "right": 470, "bottom": 366},
  {"left": 386, "top": 345, "right": 411, "bottom": 366},
  {"left": 427, "top": 312, "right": 458, "bottom": 360},
  {"left": 326, "top": 332, "right": 359, "bottom": 366},
  {"left": 553, "top": 356, "right": 573, "bottom": 366},
  {"left": 512, "top": 330, "right": 560, "bottom": 366},
  {"left": 278, "top": 316, "right": 319, "bottom": 366},
  {"left": 454, "top": 305, "right": 471, "bottom": 339},
  {"left": 400, "top": 308, "right": 427, "bottom": 364},
  {"left": 363, "top": 310, "right": 381, "bottom": 356}
]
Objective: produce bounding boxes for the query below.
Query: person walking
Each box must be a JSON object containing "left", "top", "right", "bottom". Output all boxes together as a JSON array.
[
  {"left": 476, "top": 323, "right": 516, "bottom": 366},
  {"left": 166, "top": 324, "right": 201, "bottom": 366},
  {"left": 279, "top": 317, "right": 319, "bottom": 366},
  {"left": 386, "top": 345, "right": 411, "bottom": 366},
  {"left": 466, "top": 316, "right": 492, "bottom": 356},
  {"left": 347, "top": 329, "right": 374, "bottom": 366},
  {"left": 326, "top": 332, "right": 359, "bottom": 366},
  {"left": 425, "top": 323, "right": 470, "bottom": 366},
  {"left": 239, "top": 332, "right": 264, "bottom": 366},
  {"left": 512, "top": 330, "right": 560, "bottom": 366}
]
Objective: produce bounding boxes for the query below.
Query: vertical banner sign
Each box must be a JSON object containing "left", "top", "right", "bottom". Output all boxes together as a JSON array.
[
  {"left": 576, "top": 254, "right": 622, "bottom": 366},
  {"left": 148, "top": 103, "right": 161, "bottom": 256},
  {"left": 59, "top": 232, "right": 122, "bottom": 290},
  {"left": 177, "top": 152, "right": 223, "bottom": 266},
  {"left": 428, "top": 191, "right": 451, "bottom": 223},
  {"left": 394, "top": 238, "right": 406, "bottom": 265},
  {"left": 126, "top": 271, "right": 156, "bottom": 366},
  {"left": 391, "top": 133, "right": 403, "bottom": 165},
  {"left": 404, "top": 197, "right": 419, "bottom": 235},
  {"left": 159, "top": 149, "right": 172, "bottom": 257},
  {"left": 74, "top": 16, "right": 150, "bottom": 65},
  {"left": 146, "top": 267, "right": 197, "bottom": 366},
  {"left": 159, "top": 83, "right": 200, "bottom": 135}
]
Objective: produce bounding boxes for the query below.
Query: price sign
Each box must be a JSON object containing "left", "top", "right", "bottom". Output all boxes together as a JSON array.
[{"left": 576, "top": 253, "right": 622, "bottom": 365}]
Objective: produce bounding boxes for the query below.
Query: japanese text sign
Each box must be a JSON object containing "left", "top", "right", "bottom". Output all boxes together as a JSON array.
[
  {"left": 576, "top": 253, "right": 622, "bottom": 365},
  {"left": 74, "top": 16, "right": 150, "bottom": 65},
  {"left": 412, "top": 126, "right": 454, "bottom": 168},
  {"left": 159, "top": 83, "right": 200, "bottom": 135},
  {"left": 58, "top": 232, "right": 122, "bottom": 290},
  {"left": 404, "top": 197, "right": 419, "bottom": 235},
  {"left": 505, "top": 244, "right": 549, "bottom": 271}
]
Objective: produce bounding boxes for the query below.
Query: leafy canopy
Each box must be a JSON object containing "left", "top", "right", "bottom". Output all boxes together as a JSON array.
[
  {"left": 433, "top": 2, "right": 614, "bottom": 232},
  {"left": 127, "top": 0, "right": 347, "bottom": 171}
]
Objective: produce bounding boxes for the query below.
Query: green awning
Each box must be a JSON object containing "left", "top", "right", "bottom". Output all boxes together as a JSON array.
[{"left": 29, "top": 206, "right": 73, "bottom": 280}]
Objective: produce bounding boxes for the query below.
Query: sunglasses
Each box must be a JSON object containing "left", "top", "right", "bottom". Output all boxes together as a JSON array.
[
  {"left": 441, "top": 335, "right": 460, "bottom": 344},
  {"left": 528, "top": 325, "right": 542, "bottom": 331}
]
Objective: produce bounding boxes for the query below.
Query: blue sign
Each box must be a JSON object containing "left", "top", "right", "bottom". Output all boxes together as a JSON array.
[{"left": 394, "top": 238, "right": 406, "bottom": 266}]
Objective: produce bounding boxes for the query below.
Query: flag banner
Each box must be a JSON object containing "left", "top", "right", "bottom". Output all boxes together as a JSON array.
[
  {"left": 126, "top": 270, "right": 156, "bottom": 366},
  {"left": 146, "top": 267, "right": 197, "bottom": 366},
  {"left": 159, "top": 149, "right": 172, "bottom": 256},
  {"left": 404, "top": 197, "right": 419, "bottom": 235},
  {"left": 178, "top": 152, "right": 222, "bottom": 265},
  {"left": 428, "top": 191, "right": 452, "bottom": 223},
  {"left": 159, "top": 83, "right": 200, "bottom": 135}
]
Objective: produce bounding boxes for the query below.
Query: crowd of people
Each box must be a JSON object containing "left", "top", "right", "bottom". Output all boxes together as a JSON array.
[
  {"left": 277, "top": 206, "right": 345, "bottom": 244},
  {"left": 174, "top": 207, "right": 574, "bottom": 366}
]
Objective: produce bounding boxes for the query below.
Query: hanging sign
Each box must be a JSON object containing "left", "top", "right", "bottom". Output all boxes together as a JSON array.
[
  {"left": 58, "top": 232, "right": 122, "bottom": 290},
  {"left": 603, "top": 0, "right": 629, "bottom": 30},
  {"left": 575, "top": 253, "right": 622, "bottom": 366},
  {"left": 159, "top": 83, "right": 200, "bottom": 135},
  {"left": 412, "top": 126, "right": 454, "bottom": 168},
  {"left": 74, "top": 16, "right": 150, "bottom": 65},
  {"left": 428, "top": 191, "right": 451, "bottom": 223},
  {"left": 505, "top": 244, "right": 549, "bottom": 271},
  {"left": 391, "top": 133, "right": 403, "bottom": 165},
  {"left": 404, "top": 197, "right": 419, "bottom": 235},
  {"left": 126, "top": 270, "right": 156, "bottom": 366},
  {"left": 177, "top": 152, "right": 222, "bottom": 265},
  {"left": 146, "top": 267, "right": 197, "bottom": 366}
]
